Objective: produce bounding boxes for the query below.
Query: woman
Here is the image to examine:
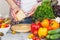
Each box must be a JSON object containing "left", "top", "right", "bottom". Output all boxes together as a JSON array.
[{"left": 6, "top": 0, "right": 42, "bottom": 25}]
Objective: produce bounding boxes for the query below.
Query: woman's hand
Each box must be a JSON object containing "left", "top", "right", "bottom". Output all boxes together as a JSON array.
[
  {"left": 11, "top": 6, "right": 20, "bottom": 21},
  {"left": 27, "top": 2, "right": 42, "bottom": 17}
]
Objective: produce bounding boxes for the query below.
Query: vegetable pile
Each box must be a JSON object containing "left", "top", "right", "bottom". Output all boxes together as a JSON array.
[
  {"left": 0, "top": 18, "right": 11, "bottom": 28},
  {"left": 32, "top": 0, "right": 55, "bottom": 21},
  {"left": 28, "top": 19, "right": 59, "bottom": 40},
  {"left": 28, "top": 0, "right": 60, "bottom": 40}
]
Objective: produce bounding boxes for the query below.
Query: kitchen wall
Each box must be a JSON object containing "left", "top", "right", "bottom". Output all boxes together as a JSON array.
[{"left": 0, "top": 0, "right": 10, "bottom": 17}]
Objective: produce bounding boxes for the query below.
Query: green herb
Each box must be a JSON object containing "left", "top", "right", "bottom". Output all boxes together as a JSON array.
[{"left": 32, "top": 0, "right": 55, "bottom": 21}]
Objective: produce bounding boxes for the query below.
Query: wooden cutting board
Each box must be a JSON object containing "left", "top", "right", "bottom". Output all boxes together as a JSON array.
[{"left": 11, "top": 24, "right": 31, "bottom": 32}]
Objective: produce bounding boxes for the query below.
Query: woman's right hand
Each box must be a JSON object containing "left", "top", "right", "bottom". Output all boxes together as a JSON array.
[
  {"left": 11, "top": 6, "right": 20, "bottom": 21},
  {"left": 6, "top": 0, "right": 20, "bottom": 21}
]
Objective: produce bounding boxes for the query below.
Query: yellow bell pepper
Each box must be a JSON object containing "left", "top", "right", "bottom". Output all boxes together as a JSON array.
[{"left": 38, "top": 27, "right": 48, "bottom": 38}]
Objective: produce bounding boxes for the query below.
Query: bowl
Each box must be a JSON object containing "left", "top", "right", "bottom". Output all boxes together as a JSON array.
[
  {"left": 11, "top": 24, "right": 31, "bottom": 32},
  {"left": 0, "top": 24, "right": 10, "bottom": 35}
]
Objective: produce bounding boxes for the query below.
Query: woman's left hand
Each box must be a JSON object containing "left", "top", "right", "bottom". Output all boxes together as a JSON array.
[
  {"left": 27, "top": 2, "right": 42, "bottom": 17},
  {"left": 27, "top": 5, "right": 36, "bottom": 17}
]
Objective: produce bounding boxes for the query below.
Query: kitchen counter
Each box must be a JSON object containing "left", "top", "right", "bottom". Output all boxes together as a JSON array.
[
  {"left": 1, "top": 33, "right": 46, "bottom": 40},
  {"left": 0, "top": 30, "right": 60, "bottom": 40},
  {"left": 1, "top": 32, "right": 30, "bottom": 40}
]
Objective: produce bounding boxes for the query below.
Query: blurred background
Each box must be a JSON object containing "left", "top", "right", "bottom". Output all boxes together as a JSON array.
[
  {"left": 0, "top": 0, "right": 10, "bottom": 17},
  {"left": 0, "top": 0, "right": 60, "bottom": 17}
]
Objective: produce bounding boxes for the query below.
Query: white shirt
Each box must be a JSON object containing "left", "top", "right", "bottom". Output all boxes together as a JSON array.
[{"left": 20, "top": 0, "right": 38, "bottom": 13}]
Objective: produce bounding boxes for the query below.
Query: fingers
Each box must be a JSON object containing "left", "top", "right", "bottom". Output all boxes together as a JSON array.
[
  {"left": 11, "top": 10, "right": 18, "bottom": 21},
  {"left": 28, "top": 5, "right": 35, "bottom": 14},
  {"left": 36, "top": 2, "right": 42, "bottom": 8},
  {"left": 27, "top": 5, "right": 37, "bottom": 17},
  {"left": 11, "top": 7, "right": 20, "bottom": 21},
  {"left": 27, "top": 6, "right": 36, "bottom": 17},
  {"left": 27, "top": 2, "right": 42, "bottom": 17},
  {"left": 27, "top": 11, "right": 34, "bottom": 17},
  {"left": 14, "top": 8, "right": 19, "bottom": 14}
]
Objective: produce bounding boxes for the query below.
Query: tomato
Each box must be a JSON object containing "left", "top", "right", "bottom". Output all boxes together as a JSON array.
[
  {"left": 31, "top": 23, "right": 36, "bottom": 33},
  {"left": 5, "top": 24, "right": 9, "bottom": 28},
  {"left": 32, "top": 36, "right": 36, "bottom": 40},
  {"left": 0, "top": 19, "right": 4, "bottom": 23},
  {"left": 36, "top": 20, "right": 42, "bottom": 27},
  {"left": 48, "top": 19, "right": 53, "bottom": 24},
  {"left": 47, "top": 26, "right": 52, "bottom": 30},
  {"left": 35, "top": 37, "right": 40, "bottom": 40},
  {"left": 31, "top": 22, "right": 41, "bottom": 35},
  {"left": 0, "top": 24, "right": 1, "bottom": 28},
  {"left": 33, "top": 30, "right": 38, "bottom": 35},
  {"left": 32, "top": 36, "right": 40, "bottom": 40},
  {"left": 0, "top": 20, "right": 3, "bottom": 23}
]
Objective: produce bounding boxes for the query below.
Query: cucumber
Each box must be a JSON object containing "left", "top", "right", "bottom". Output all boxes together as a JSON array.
[
  {"left": 46, "top": 35, "right": 50, "bottom": 39},
  {"left": 50, "top": 34, "right": 60, "bottom": 39},
  {"left": 46, "top": 34, "right": 60, "bottom": 40},
  {"left": 48, "top": 28, "right": 60, "bottom": 35}
]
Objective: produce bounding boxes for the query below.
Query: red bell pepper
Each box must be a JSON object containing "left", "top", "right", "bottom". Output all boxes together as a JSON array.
[{"left": 31, "top": 21, "right": 41, "bottom": 35}]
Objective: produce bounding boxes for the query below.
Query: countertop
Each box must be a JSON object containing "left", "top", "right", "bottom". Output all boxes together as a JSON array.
[
  {"left": 1, "top": 32, "right": 30, "bottom": 40},
  {"left": 1, "top": 30, "right": 60, "bottom": 40}
]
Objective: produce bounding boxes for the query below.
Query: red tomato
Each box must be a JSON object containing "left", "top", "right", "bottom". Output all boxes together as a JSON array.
[
  {"left": 32, "top": 36, "right": 36, "bottom": 40},
  {"left": 37, "top": 20, "right": 42, "bottom": 27},
  {"left": 33, "top": 30, "right": 38, "bottom": 35},
  {"left": 0, "top": 24, "right": 1, "bottom": 28},
  {"left": 47, "top": 26, "right": 52, "bottom": 30},
  {"left": 32, "top": 36, "right": 40, "bottom": 40},
  {"left": 48, "top": 19, "right": 52, "bottom": 24},
  {"left": 35, "top": 37, "right": 40, "bottom": 40},
  {"left": 31, "top": 22, "right": 40, "bottom": 35},
  {"left": 31, "top": 23, "right": 36, "bottom": 33},
  {"left": 5, "top": 24, "right": 9, "bottom": 28}
]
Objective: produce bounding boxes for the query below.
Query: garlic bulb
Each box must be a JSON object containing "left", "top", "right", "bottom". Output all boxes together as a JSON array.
[{"left": 55, "top": 17, "right": 60, "bottom": 23}]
